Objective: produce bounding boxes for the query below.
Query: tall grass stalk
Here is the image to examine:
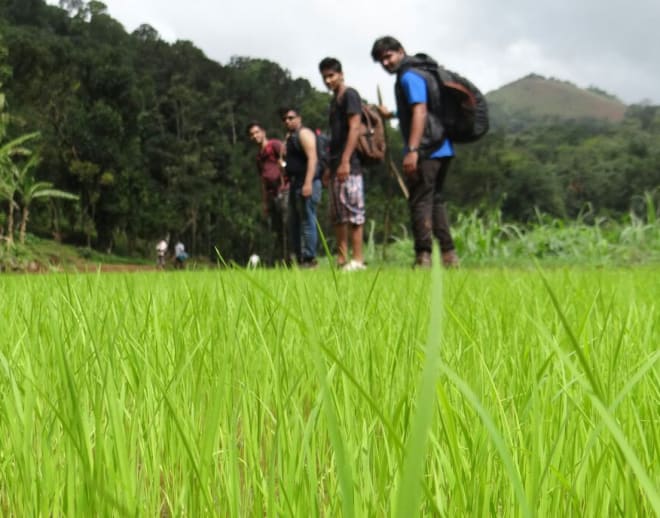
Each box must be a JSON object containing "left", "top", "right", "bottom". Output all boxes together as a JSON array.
[{"left": 395, "top": 246, "right": 444, "bottom": 517}]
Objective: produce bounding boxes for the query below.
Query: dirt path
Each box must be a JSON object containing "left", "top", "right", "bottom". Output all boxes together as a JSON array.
[{"left": 75, "top": 263, "right": 160, "bottom": 273}]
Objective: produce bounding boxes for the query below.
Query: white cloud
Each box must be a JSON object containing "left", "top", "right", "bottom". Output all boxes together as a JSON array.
[{"left": 45, "top": 0, "right": 660, "bottom": 105}]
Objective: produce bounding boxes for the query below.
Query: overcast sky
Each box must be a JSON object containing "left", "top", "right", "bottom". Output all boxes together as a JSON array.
[{"left": 47, "top": 0, "right": 660, "bottom": 107}]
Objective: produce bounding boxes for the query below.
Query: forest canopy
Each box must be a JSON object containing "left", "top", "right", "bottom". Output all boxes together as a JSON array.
[{"left": 1, "top": 0, "right": 659, "bottom": 261}]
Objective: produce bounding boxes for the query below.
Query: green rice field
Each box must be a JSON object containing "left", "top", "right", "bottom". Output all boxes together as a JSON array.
[{"left": 0, "top": 261, "right": 658, "bottom": 516}]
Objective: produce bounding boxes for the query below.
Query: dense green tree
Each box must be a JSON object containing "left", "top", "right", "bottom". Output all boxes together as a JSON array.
[{"left": 1, "top": 0, "right": 658, "bottom": 261}]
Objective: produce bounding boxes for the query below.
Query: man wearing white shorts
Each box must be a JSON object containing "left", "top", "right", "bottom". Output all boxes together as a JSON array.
[{"left": 319, "top": 57, "right": 366, "bottom": 271}]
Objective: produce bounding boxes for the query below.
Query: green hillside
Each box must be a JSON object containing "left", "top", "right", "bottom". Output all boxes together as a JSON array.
[
  {"left": 486, "top": 74, "right": 627, "bottom": 127},
  {"left": 2, "top": 2, "right": 659, "bottom": 267}
]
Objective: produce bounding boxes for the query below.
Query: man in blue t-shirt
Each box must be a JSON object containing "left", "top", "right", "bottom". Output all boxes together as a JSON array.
[{"left": 371, "top": 36, "right": 459, "bottom": 268}]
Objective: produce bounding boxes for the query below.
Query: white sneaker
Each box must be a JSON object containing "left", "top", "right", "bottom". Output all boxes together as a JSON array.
[{"left": 342, "top": 260, "right": 366, "bottom": 272}]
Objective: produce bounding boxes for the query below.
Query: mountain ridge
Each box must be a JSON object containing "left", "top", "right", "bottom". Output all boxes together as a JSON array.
[{"left": 485, "top": 73, "right": 627, "bottom": 125}]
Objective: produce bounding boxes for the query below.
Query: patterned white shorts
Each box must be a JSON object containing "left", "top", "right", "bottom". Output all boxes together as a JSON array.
[{"left": 330, "top": 174, "right": 365, "bottom": 225}]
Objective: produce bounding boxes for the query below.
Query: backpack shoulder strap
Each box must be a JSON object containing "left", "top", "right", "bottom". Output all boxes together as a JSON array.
[{"left": 397, "top": 53, "right": 439, "bottom": 77}]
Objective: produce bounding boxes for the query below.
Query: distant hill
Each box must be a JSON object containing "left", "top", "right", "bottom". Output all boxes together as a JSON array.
[{"left": 485, "top": 74, "right": 627, "bottom": 128}]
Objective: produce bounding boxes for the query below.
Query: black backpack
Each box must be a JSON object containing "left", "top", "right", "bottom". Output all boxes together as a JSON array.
[{"left": 402, "top": 54, "right": 489, "bottom": 143}]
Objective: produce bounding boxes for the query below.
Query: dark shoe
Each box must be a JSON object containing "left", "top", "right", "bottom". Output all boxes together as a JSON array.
[
  {"left": 441, "top": 250, "right": 460, "bottom": 269},
  {"left": 299, "top": 258, "right": 318, "bottom": 269},
  {"left": 414, "top": 251, "right": 432, "bottom": 269}
]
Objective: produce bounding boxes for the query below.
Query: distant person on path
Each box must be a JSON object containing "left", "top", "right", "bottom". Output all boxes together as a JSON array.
[
  {"left": 371, "top": 36, "right": 459, "bottom": 268},
  {"left": 280, "top": 106, "right": 322, "bottom": 268},
  {"left": 246, "top": 121, "right": 290, "bottom": 266},
  {"left": 318, "top": 57, "right": 366, "bottom": 271},
  {"left": 156, "top": 238, "right": 168, "bottom": 268},
  {"left": 174, "top": 240, "right": 188, "bottom": 269}
]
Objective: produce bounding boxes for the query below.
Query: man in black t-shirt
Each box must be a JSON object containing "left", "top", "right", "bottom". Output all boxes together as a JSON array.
[
  {"left": 279, "top": 107, "right": 322, "bottom": 268},
  {"left": 318, "top": 57, "right": 366, "bottom": 271}
]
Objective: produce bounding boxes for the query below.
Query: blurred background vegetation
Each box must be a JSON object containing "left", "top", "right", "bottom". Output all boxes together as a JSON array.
[{"left": 0, "top": 0, "right": 658, "bottom": 269}]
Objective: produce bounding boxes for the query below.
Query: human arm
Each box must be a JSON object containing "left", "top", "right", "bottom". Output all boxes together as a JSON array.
[
  {"left": 403, "top": 102, "right": 426, "bottom": 175},
  {"left": 337, "top": 112, "right": 361, "bottom": 182},
  {"left": 400, "top": 71, "right": 429, "bottom": 175},
  {"left": 299, "top": 128, "right": 318, "bottom": 197},
  {"left": 376, "top": 106, "right": 396, "bottom": 119}
]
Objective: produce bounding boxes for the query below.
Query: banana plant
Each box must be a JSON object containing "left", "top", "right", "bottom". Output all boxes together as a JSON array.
[
  {"left": 0, "top": 132, "right": 40, "bottom": 245},
  {"left": 1, "top": 131, "right": 77, "bottom": 245},
  {"left": 14, "top": 155, "right": 78, "bottom": 245}
]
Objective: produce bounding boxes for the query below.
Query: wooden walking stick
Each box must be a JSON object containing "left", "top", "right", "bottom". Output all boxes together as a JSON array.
[
  {"left": 377, "top": 86, "right": 409, "bottom": 200},
  {"left": 377, "top": 85, "right": 409, "bottom": 261}
]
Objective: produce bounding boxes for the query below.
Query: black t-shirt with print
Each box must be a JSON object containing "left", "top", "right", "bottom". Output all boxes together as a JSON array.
[{"left": 329, "top": 86, "right": 362, "bottom": 171}]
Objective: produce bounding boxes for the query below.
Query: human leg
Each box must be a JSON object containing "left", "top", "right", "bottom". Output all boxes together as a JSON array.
[
  {"left": 288, "top": 187, "right": 302, "bottom": 263},
  {"left": 431, "top": 158, "right": 455, "bottom": 254},
  {"left": 300, "top": 179, "right": 321, "bottom": 262},
  {"left": 330, "top": 176, "right": 348, "bottom": 265},
  {"left": 434, "top": 197, "right": 459, "bottom": 268},
  {"left": 350, "top": 224, "right": 364, "bottom": 264},
  {"left": 342, "top": 174, "right": 365, "bottom": 267},
  {"left": 334, "top": 223, "right": 349, "bottom": 266},
  {"left": 431, "top": 158, "right": 459, "bottom": 267},
  {"left": 266, "top": 194, "right": 280, "bottom": 265},
  {"left": 407, "top": 159, "right": 436, "bottom": 259},
  {"left": 273, "top": 189, "right": 290, "bottom": 265}
]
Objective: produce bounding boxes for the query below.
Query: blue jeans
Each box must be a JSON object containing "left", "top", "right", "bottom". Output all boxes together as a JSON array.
[{"left": 289, "top": 178, "right": 322, "bottom": 262}]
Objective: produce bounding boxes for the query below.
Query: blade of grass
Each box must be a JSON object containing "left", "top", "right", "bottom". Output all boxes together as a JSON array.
[{"left": 394, "top": 247, "right": 444, "bottom": 518}]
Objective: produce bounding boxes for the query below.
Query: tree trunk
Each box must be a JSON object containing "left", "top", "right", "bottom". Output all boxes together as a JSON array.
[
  {"left": 19, "top": 205, "right": 29, "bottom": 244},
  {"left": 50, "top": 200, "right": 62, "bottom": 243},
  {"left": 6, "top": 202, "right": 14, "bottom": 245},
  {"left": 189, "top": 206, "right": 198, "bottom": 255},
  {"left": 229, "top": 104, "right": 237, "bottom": 145}
]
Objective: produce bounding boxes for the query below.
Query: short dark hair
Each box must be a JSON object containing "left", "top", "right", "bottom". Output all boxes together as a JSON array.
[
  {"left": 278, "top": 106, "right": 299, "bottom": 119},
  {"left": 245, "top": 120, "right": 263, "bottom": 135},
  {"left": 371, "top": 36, "right": 404, "bottom": 61},
  {"left": 318, "top": 57, "right": 342, "bottom": 73}
]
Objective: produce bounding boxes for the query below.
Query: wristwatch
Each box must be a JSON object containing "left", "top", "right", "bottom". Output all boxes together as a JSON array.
[{"left": 408, "top": 147, "right": 419, "bottom": 153}]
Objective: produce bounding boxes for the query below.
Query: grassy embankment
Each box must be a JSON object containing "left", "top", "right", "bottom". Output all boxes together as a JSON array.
[{"left": 3, "top": 197, "right": 658, "bottom": 271}]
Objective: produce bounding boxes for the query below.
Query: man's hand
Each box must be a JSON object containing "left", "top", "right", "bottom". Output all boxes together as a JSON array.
[
  {"left": 302, "top": 181, "right": 312, "bottom": 198},
  {"left": 376, "top": 105, "right": 393, "bottom": 119},
  {"left": 337, "top": 160, "right": 350, "bottom": 182},
  {"left": 402, "top": 150, "right": 419, "bottom": 177}
]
